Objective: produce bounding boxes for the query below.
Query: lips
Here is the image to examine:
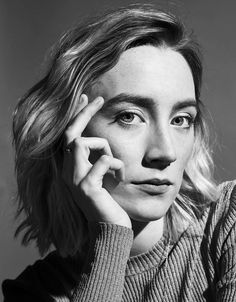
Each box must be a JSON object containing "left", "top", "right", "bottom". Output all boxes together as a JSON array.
[
  {"left": 132, "top": 178, "right": 173, "bottom": 186},
  {"left": 131, "top": 178, "right": 173, "bottom": 195}
]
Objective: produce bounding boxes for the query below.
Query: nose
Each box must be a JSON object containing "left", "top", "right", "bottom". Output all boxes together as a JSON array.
[{"left": 143, "top": 127, "right": 177, "bottom": 170}]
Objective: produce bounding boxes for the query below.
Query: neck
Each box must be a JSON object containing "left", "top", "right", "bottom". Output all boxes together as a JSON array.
[{"left": 129, "top": 217, "right": 164, "bottom": 257}]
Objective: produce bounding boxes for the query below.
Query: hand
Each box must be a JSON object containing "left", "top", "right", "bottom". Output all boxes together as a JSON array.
[{"left": 62, "top": 94, "right": 132, "bottom": 229}]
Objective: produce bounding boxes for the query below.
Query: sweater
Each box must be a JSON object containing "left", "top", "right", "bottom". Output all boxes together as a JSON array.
[{"left": 2, "top": 180, "right": 236, "bottom": 302}]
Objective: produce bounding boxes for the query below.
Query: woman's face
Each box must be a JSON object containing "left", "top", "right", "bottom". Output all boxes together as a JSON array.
[{"left": 85, "top": 45, "right": 197, "bottom": 222}]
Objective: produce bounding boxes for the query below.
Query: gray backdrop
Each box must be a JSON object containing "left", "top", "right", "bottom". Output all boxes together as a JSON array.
[{"left": 1, "top": 0, "right": 236, "bottom": 299}]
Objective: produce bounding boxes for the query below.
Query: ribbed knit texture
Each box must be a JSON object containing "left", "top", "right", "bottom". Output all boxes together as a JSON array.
[
  {"left": 71, "top": 222, "right": 133, "bottom": 302},
  {"left": 2, "top": 181, "right": 236, "bottom": 302}
]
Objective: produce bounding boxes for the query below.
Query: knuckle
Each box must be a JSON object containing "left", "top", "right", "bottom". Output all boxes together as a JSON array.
[
  {"left": 74, "top": 138, "right": 88, "bottom": 151},
  {"left": 79, "top": 179, "right": 87, "bottom": 191},
  {"left": 119, "top": 159, "right": 125, "bottom": 168},
  {"left": 100, "top": 154, "right": 110, "bottom": 165},
  {"left": 101, "top": 138, "right": 109, "bottom": 147},
  {"left": 99, "top": 137, "right": 107, "bottom": 144},
  {"left": 74, "top": 138, "right": 88, "bottom": 153},
  {"left": 74, "top": 137, "right": 82, "bottom": 145},
  {"left": 80, "top": 179, "right": 92, "bottom": 196},
  {"left": 64, "top": 129, "right": 72, "bottom": 143}
]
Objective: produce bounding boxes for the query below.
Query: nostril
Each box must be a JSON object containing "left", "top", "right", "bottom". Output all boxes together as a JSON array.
[
  {"left": 157, "top": 159, "right": 173, "bottom": 170},
  {"left": 143, "top": 133, "right": 177, "bottom": 168},
  {"left": 142, "top": 156, "right": 175, "bottom": 170}
]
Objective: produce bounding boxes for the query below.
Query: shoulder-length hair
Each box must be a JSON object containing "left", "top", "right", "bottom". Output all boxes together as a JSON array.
[{"left": 13, "top": 4, "right": 218, "bottom": 257}]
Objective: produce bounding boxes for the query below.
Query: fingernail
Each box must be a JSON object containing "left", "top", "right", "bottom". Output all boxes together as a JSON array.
[
  {"left": 80, "top": 94, "right": 87, "bottom": 103},
  {"left": 94, "top": 97, "right": 104, "bottom": 105}
]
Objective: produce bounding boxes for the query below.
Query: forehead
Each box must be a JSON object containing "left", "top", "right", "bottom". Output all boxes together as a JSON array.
[{"left": 90, "top": 45, "right": 195, "bottom": 102}]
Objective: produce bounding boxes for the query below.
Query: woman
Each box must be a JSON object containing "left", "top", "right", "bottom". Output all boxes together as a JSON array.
[{"left": 2, "top": 5, "right": 236, "bottom": 302}]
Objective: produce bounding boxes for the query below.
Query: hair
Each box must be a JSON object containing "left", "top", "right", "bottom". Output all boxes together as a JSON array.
[{"left": 13, "top": 4, "right": 219, "bottom": 257}]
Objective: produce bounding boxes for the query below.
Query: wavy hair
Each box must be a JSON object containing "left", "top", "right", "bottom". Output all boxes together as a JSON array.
[{"left": 13, "top": 4, "right": 218, "bottom": 257}]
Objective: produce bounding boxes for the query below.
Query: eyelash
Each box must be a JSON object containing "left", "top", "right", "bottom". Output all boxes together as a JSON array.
[
  {"left": 114, "top": 111, "right": 196, "bottom": 129},
  {"left": 114, "top": 111, "right": 144, "bottom": 128},
  {"left": 171, "top": 115, "right": 195, "bottom": 128}
]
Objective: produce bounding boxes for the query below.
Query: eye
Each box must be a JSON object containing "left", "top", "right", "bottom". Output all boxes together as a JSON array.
[
  {"left": 119, "top": 112, "right": 135, "bottom": 123},
  {"left": 171, "top": 115, "right": 194, "bottom": 128},
  {"left": 115, "top": 111, "right": 144, "bottom": 128}
]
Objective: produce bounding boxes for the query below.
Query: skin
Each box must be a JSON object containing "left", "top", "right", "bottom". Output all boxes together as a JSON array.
[{"left": 64, "top": 45, "right": 197, "bottom": 256}]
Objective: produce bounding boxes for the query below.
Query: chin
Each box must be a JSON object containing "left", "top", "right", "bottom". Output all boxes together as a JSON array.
[
  {"left": 128, "top": 206, "right": 169, "bottom": 222},
  {"left": 114, "top": 193, "right": 173, "bottom": 222},
  {"left": 129, "top": 213, "right": 165, "bottom": 223}
]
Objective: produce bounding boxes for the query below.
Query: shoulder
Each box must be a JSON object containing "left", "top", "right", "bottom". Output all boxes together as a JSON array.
[
  {"left": 208, "top": 180, "right": 236, "bottom": 294},
  {"left": 205, "top": 180, "right": 236, "bottom": 254},
  {"left": 2, "top": 251, "right": 79, "bottom": 301},
  {"left": 212, "top": 180, "right": 236, "bottom": 226}
]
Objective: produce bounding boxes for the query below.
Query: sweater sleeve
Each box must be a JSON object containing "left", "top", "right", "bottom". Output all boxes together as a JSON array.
[
  {"left": 71, "top": 222, "right": 133, "bottom": 302},
  {"left": 216, "top": 183, "right": 236, "bottom": 301},
  {"left": 2, "top": 222, "right": 133, "bottom": 302}
]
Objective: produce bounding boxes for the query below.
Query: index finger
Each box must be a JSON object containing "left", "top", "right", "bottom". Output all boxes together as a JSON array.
[{"left": 64, "top": 94, "right": 104, "bottom": 145}]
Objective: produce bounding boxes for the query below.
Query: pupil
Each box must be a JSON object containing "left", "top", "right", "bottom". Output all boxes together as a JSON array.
[
  {"left": 176, "top": 117, "right": 182, "bottom": 124},
  {"left": 123, "top": 113, "right": 133, "bottom": 121}
]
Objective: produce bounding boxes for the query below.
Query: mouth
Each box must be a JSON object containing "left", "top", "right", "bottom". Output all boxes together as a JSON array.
[{"left": 131, "top": 179, "right": 173, "bottom": 195}]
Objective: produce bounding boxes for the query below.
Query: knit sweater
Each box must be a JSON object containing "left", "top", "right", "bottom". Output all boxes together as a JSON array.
[{"left": 2, "top": 180, "right": 236, "bottom": 302}]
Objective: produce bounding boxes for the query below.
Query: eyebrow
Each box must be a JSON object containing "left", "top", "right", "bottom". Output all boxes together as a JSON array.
[{"left": 101, "top": 93, "right": 198, "bottom": 113}]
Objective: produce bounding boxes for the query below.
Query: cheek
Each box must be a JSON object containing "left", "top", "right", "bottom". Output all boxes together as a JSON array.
[
  {"left": 108, "top": 136, "right": 139, "bottom": 164},
  {"left": 85, "top": 120, "right": 141, "bottom": 166},
  {"left": 104, "top": 133, "right": 147, "bottom": 181},
  {"left": 175, "top": 133, "right": 195, "bottom": 167}
]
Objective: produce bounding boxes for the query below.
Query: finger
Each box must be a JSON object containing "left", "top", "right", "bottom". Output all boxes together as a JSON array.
[
  {"left": 84, "top": 155, "right": 125, "bottom": 188},
  {"left": 74, "top": 137, "right": 113, "bottom": 157},
  {"left": 62, "top": 148, "right": 75, "bottom": 184},
  {"left": 65, "top": 94, "right": 89, "bottom": 134},
  {"left": 63, "top": 94, "right": 88, "bottom": 151},
  {"left": 64, "top": 94, "right": 104, "bottom": 145},
  {"left": 74, "top": 94, "right": 89, "bottom": 115},
  {"left": 73, "top": 137, "right": 113, "bottom": 182},
  {"left": 63, "top": 135, "right": 112, "bottom": 157}
]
